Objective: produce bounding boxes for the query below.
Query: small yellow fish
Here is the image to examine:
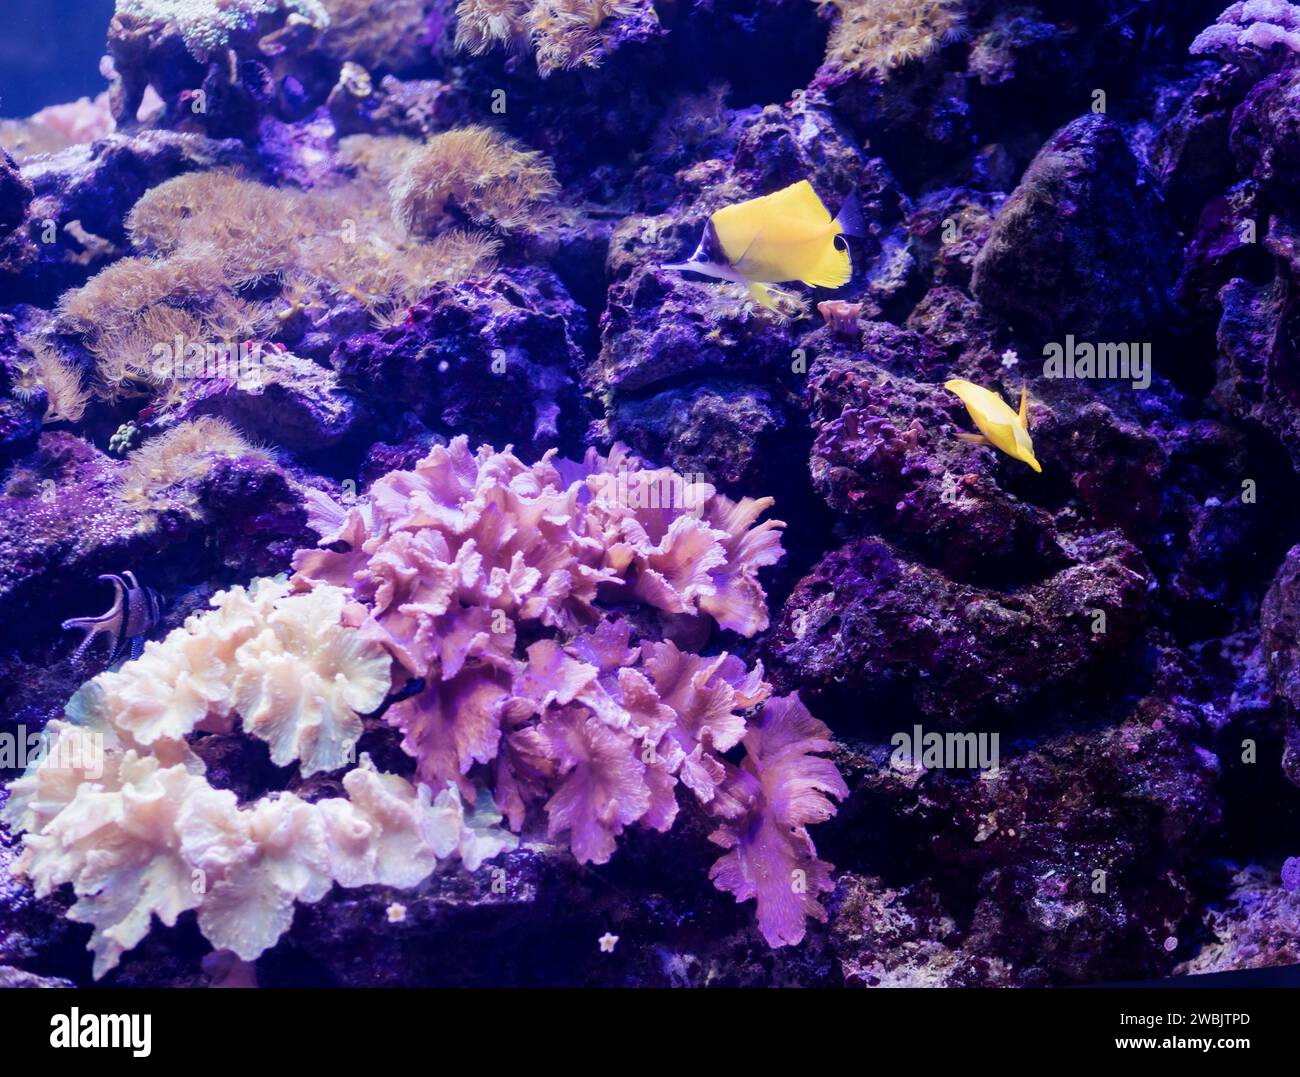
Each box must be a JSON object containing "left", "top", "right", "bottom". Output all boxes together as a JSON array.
[
  {"left": 662, "top": 180, "right": 864, "bottom": 310},
  {"left": 944, "top": 378, "right": 1042, "bottom": 473}
]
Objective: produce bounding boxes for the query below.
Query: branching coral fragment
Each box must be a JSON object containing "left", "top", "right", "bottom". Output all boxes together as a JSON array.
[{"left": 61, "top": 163, "right": 499, "bottom": 408}]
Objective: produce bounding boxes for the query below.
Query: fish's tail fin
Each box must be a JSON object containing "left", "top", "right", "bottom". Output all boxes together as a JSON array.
[{"left": 834, "top": 191, "right": 867, "bottom": 239}]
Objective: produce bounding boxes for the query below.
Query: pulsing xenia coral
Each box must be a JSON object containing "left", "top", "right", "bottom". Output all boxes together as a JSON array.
[
  {"left": 292, "top": 437, "right": 847, "bottom": 945},
  {"left": 2, "top": 577, "right": 517, "bottom": 977},
  {"left": 816, "top": 0, "right": 967, "bottom": 78}
]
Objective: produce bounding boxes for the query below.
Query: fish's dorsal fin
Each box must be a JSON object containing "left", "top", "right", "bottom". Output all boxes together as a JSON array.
[
  {"left": 762, "top": 180, "right": 833, "bottom": 225},
  {"left": 1018, "top": 384, "right": 1029, "bottom": 426}
]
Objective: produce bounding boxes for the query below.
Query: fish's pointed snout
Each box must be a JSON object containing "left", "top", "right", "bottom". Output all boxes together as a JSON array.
[{"left": 660, "top": 261, "right": 694, "bottom": 273}]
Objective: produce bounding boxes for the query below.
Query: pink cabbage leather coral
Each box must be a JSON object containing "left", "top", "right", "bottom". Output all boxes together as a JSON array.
[{"left": 292, "top": 436, "right": 846, "bottom": 945}]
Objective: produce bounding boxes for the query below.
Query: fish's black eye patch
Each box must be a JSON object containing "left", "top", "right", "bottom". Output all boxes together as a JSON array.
[{"left": 833, "top": 234, "right": 849, "bottom": 252}]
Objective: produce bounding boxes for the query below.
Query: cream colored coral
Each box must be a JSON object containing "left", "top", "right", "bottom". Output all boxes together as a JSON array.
[
  {"left": 68, "top": 578, "right": 392, "bottom": 777},
  {"left": 0, "top": 720, "right": 124, "bottom": 836},
  {"left": 183, "top": 788, "right": 334, "bottom": 962},
  {"left": 319, "top": 757, "right": 516, "bottom": 888},
  {"left": 69, "top": 577, "right": 294, "bottom": 756},
  {"left": 17, "top": 752, "right": 214, "bottom": 978},
  {"left": 232, "top": 586, "right": 392, "bottom": 776},
  {"left": 6, "top": 679, "right": 514, "bottom": 976},
  {"left": 3, "top": 580, "right": 516, "bottom": 977}
]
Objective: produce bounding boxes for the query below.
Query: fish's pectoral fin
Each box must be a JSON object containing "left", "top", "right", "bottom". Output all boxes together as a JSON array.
[
  {"left": 956, "top": 432, "right": 990, "bottom": 445},
  {"left": 747, "top": 282, "right": 779, "bottom": 311},
  {"left": 730, "top": 224, "right": 771, "bottom": 278},
  {"left": 61, "top": 618, "right": 109, "bottom": 664}
]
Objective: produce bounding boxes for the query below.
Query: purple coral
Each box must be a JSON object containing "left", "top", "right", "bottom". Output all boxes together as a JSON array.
[{"left": 291, "top": 436, "right": 843, "bottom": 940}]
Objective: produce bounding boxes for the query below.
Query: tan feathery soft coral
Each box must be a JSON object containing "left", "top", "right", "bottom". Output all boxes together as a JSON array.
[
  {"left": 390, "top": 126, "right": 560, "bottom": 237},
  {"left": 817, "top": 0, "right": 968, "bottom": 80},
  {"left": 63, "top": 162, "right": 499, "bottom": 411},
  {"left": 454, "top": 0, "right": 659, "bottom": 78}
]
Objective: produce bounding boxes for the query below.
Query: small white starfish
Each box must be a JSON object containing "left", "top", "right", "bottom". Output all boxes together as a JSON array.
[
  {"left": 598, "top": 932, "right": 619, "bottom": 953},
  {"left": 1000, "top": 349, "right": 1019, "bottom": 369}
]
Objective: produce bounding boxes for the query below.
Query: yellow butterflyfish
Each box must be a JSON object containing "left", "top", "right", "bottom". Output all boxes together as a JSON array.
[
  {"left": 662, "top": 180, "right": 865, "bottom": 310},
  {"left": 944, "top": 378, "right": 1042, "bottom": 473}
]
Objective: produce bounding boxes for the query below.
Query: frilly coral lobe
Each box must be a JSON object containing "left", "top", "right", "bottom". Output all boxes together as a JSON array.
[{"left": 290, "top": 435, "right": 838, "bottom": 946}]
